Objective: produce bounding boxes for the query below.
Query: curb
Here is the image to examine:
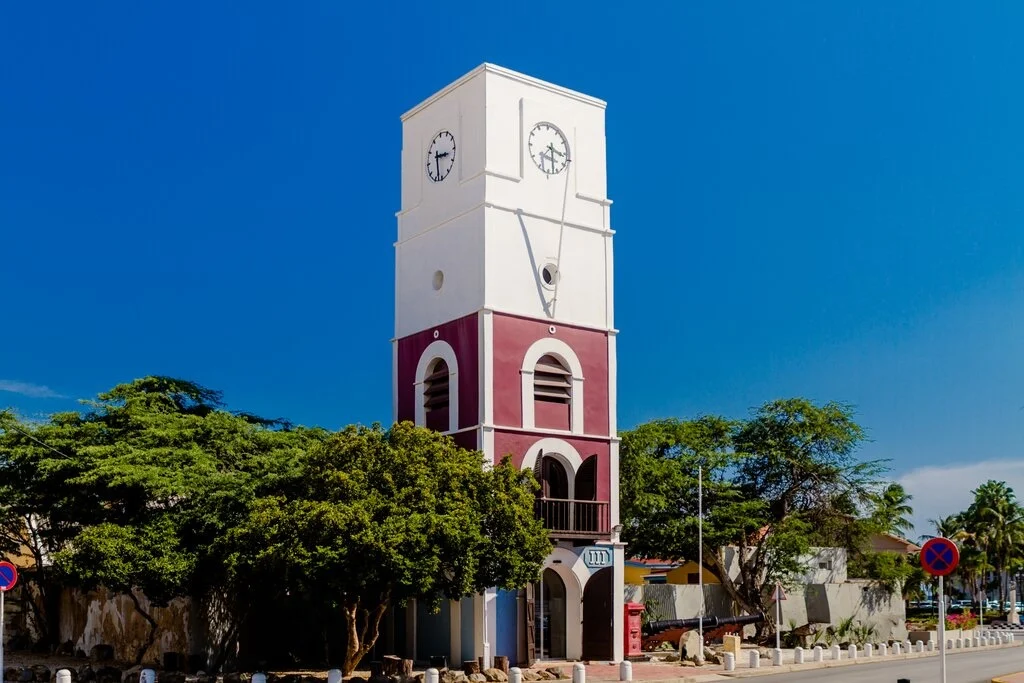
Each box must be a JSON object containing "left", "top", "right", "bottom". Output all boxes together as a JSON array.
[
  {"left": 604, "top": 640, "right": 1023, "bottom": 682},
  {"left": 717, "top": 640, "right": 1021, "bottom": 678}
]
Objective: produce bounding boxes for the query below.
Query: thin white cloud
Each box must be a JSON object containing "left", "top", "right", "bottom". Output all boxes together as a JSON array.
[
  {"left": 899, "top": 458, "right": 1024, "bottom": 539},
  {"left": 0, "top": 380, "right": 67, "bottom": 399}
]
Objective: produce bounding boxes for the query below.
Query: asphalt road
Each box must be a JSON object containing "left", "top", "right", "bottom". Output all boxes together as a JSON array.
[{"left": 756, "top": 646, "right": 1024, "bottom": 682}]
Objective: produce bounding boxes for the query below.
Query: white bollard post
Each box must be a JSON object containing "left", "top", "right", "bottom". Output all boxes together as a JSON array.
[
  {"left": 749, "top": 650, "right": 760, "bottom": 668},
  {"left": 864, "top": 643, "right": 873, "bottom": 657},
  {"left": 813, "top": 645, "right": 823, "bottom": 662},
  {"left": 427, "top": 668, "right": 440, "bottom": 683},
  {"left": 794, "top": 646, "right": 804, "bottom": 664},
  {"left": 56, "top": 671, "right": 72, "bottom": 683},
  {"left": 927, "top": 639, "right": 935, "bottom": 651},
  {"left": 915, "top": 640, "right": 924, "bottom": 653},
  {"left": 879, "top": 643, "right": 888, "bottom": 656},
  {"left": 572, "top": 663, "right": 585, "bottom": 683},
  {"left": 956, "top": 638, "right": 963, "bottom": 649},
  {"left": 141, "top": 671, "right": 157, "bottom": 683},
  {"left": 848, "top": 644, "right": 857, "bottom": 659},
  {"left": 772, "top": 648, "right": 782, "bottom": 666},
  {"left": 973, "top": 637, "right": 980, "bottom": 647},
  {"left": 893, "top": 642, "right": 902, "bottom": 655},
  {"left": 831, "top": 644, "right": 841, "bottom": 660},
  {"left": 512, "top": 668, "right": 524, "bottom": 683},
  {"left": 327, "top": 670, "right": 342, "bottom": 683},
  {"left": 946, "top": 639, "right": 953, "bottom": 650},
  {"left": 615, "top": 663, "right": 628, "bottom": 683},
  {"left": 723, "top": 653, "right": 735, "bottom": 672}
]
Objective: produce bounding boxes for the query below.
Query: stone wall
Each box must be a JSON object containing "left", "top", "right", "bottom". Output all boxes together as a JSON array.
[{"left": 58, "top": 587, "right": 193, "bottom": 665}]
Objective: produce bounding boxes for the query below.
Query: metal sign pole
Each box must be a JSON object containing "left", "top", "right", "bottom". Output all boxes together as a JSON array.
[
  {"left": 698, "top": 465, "right": 703, "bottom": 647},
  {"left": 775, "top": 585, "right": 781, "bottom": 651},
  {"left": 1, "top": 587, "right": 6, "bottom": 680},
  {"left": 939, "top": 574, "right": 946, "bottom": 683}
]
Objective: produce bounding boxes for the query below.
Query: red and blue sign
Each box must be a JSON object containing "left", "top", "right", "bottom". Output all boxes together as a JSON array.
[
  {"left": 0, "top": 561, "right": 18, "bottom": 592},
  {"left": 920, "top": 537, "right": 960, "bottom": 577}
]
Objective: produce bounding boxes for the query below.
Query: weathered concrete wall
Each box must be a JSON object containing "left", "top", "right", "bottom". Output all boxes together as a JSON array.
[
  {"left": 58, "top": 587, "right": 193, "bottom": 665},
  {"left": 628, "top": 579, "right": 907, "bottom": 642}
]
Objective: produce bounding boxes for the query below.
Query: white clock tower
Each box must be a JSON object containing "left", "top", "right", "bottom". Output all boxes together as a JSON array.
[{"left": 393, "top": 64, "right": 623, "bottom": 666}]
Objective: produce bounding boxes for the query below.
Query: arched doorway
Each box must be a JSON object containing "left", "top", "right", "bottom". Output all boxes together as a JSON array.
[
  {"left": 534, "top": 568, "right": 567, "bottom": 659},
  {"left": 582, "top": 567, "right": 612, "bottom": 661}
]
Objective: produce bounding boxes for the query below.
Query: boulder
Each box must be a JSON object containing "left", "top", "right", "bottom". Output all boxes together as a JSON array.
[
  {"left": 468, "top": 675, "right": 486, "bottom": 683},
  {"left": 224, "top": 674, "right": 244, "bottom": 683},
  {"left": 679, "top": 631, "right": 704, "bottom": 664},
  {"left": 483, "top": 670, "right": 507, "bottom": 683},
  {"left": 3, "top": 670, "right": 18, "bottom": 683},
  {"left": 154, "top": 674, "right": 182, "bottom": 683},
  {"left": 520, "top": 672, "right": 540, "bottom": 682},
  {"left": 543, "top": 670, "right": 566, "bottom": 681},
  {"left": 89, "top": 646, "right": 115, "bottom": 663},
  {"left": 17, "top": 669, "right": 33, "bottom": 683},
  {"left": 76, "top": 668, "right": 96, "bottom": 683}
]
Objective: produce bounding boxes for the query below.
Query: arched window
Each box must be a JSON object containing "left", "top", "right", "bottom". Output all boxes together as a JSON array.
[
  {"left": 520, "top": 339, "right": 584, "bottom": 434},
  {"left": 414, "top": 340, "right": 459, "bottom": 433},
  {"left": 423, "top": 358, "right": 450, "bottom": 431}
]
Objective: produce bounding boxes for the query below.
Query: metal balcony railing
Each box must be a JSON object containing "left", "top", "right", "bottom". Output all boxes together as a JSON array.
[{"left": 535, "top": 498, "right": 611, "bottom": 538}]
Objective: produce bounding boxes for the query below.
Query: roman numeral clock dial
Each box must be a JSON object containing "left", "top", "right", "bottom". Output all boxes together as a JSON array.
[
  {"left": 529, "top": 122, "right": 569, "bottom": 175},
  {"left": 426, "top": 130, "right": 456, "bottom": 182}
]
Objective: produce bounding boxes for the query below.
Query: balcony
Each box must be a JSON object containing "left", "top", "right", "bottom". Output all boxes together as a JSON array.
[{"left": 535, "top": 498, "right": 611, "bottom": 539}]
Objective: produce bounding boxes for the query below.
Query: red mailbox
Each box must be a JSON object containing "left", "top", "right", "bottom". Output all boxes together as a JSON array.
[{"left": 624, "top": 602, "right": 645, "bottom": 658}]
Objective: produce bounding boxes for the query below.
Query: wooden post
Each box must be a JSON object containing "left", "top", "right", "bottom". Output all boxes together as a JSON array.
[
  {"left": 494, "top": 657, "right": 509, "bottom": 675},
  {"left": 463, "top": 660, "right": 481, "bottom": 675},
  {"left": 401, "top": 660, "right": 414, "bottom": 678}
]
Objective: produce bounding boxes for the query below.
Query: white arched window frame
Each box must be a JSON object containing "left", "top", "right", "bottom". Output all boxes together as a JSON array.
[
  {"left": 521, "top": 338, "right": 585, "bottom": 433},
  {"left": 414, "top": 340, "right": 459, "bottom": 433},
  {"left": 521, "top": 437, "right": 584, "bottom": 500}
]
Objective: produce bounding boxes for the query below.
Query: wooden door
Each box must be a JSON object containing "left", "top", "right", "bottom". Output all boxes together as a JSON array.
[
  {"left": 524, "top": 584, "right": 537, "bottom": 665},
  {"left": 582, "top": 568, "right": 613, "bottom": 661}
]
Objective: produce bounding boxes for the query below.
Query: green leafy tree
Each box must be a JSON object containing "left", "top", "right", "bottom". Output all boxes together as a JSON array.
[
  {"left": 620, "top": 398, "right": 884, "bottom": 637},
  {"left": 222, "top": 421, "right": 550, "bottom": 675},
  {"left": 1, "top": 377, "right": 320, "bottom": 664}
]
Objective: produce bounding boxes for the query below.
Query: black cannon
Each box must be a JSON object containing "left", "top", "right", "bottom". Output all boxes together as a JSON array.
[{"left": 641, "top": 613, "right": 765, "bottom": 650}]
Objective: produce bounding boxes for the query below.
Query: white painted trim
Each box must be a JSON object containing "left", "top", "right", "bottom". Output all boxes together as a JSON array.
[
  {"left": 401, "top": 63, "right": 605, "bottom": 122},
  {"left": 520, "top": 437, "right": 584, "bottom": 476},
  {"left": 604, "top": 233, "right": 615, "bottom": 334},
  {"left": 611, "top": 544, "right": 625, "bottom": 662},
  {"left": 481, "top": 422, "right": 620, "bottom": 443},
  {"left": 543, "top": 547, "right": 586, "bottom": 661},
  {"left": 392, "top": 339, "right": 399, "bottom": 423},
  {"left": 482, "top": 310, "right": 494, "bottom": 425},
  {"left": 521, "top": 337, "right": 585, "bottom": 434},
  {"left": 414, "top": 339, "right": 460, "bottom": 433},
  {"left": 609, "top": 440, "right": 620, "bottom": 532},
  {"left": 607, "top": 332, "right": 617, "bottom": 436},
  {"left": 482, "top": 427, "right": 495, "bottom": 467},
  {"left": 395, "top": 200, "right": 613, "bottom": 237}
]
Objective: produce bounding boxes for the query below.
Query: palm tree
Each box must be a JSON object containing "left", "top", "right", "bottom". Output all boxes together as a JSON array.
[
  {"left": 966, "top": 481, "right": 1024, "bottom": 608},
  {"left": 871, "top": 483, "right": 914, "bottom": 538}
]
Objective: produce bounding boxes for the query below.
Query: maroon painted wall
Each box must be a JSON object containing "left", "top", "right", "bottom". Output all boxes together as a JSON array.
[
  {"left": 492, "top": 314, "right": 610, "bottom": 436},
  {"left": 396, "top": 312, "right": 480, "bottom": 430},
  {"left": 493, "top": 431, "right": 611, "bottom": 501}
]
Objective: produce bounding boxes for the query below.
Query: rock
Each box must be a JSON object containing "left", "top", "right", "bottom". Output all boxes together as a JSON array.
[
  {"left": 483, "top": 670, "right": 507, "bottom": 683},
  {"left": 680, "top": 630, "right": 704, "bottom": 663},
  {"left": 543, "top": 670, "right": 566, "bottom": 681},
  {"left": 121, "top": 668, "right": 141, "bottom": 683},
  {"left": 680, "top": 661, "right": 696, "bottom": 668},
  {"left": 224, "top": 674, "right": 244, "bottom": 683},
  {"left": 90, "top": 646, "right": 115, "bottom": 663},
  {"left": 520, "top": 672, "right": 540, "bottom": 682},
  {"left": 96, "top": 669, "right": 122, "bottom": 683},
  {"left": 18, "top": 669, "right": 34, "bottom": 683},
  {"left": 155, "top": 674, "right": 182, "bottom": 683},
  {"left": 468, "top": 675, "right": 486, "bottom": 683},
  {"left": 77, "top": 667, "right": 96, "bottom": 683},
  {"left": 4, "top": 669, "right": 19, "bottom": 683},
  {"left": 662, "top": 654, "right": 680, "bottom": 663}
]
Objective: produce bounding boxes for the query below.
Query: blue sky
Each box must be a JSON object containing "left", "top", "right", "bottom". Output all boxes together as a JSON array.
[{"left": 2, "top": 2, "right": 1022, "bottom": 533}]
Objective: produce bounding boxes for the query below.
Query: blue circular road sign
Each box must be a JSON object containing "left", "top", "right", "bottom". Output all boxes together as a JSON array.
[{"left": 920, "top": 537, "right": 959, "bottom": 577}]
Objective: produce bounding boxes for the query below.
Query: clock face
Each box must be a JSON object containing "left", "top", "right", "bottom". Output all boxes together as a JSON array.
[
  {"left": 529, "top": 123, "right": 569, "bottom": 175},
  {"left": 426, "top": 130, "right": 456, "bottom": 182}
]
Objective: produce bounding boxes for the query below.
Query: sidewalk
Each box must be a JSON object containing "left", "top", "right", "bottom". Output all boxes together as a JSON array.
[{"left": 992, "top": 675, "right": 1024, "bottom": 683}]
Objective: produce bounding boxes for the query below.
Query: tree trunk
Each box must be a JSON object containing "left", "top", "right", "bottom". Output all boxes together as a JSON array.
[
  {"left": 342, "top": 595, "right": 390, "bottom": 676},
  {"left": 127, "top": 591, "right": 160, "bottom": 666}
]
